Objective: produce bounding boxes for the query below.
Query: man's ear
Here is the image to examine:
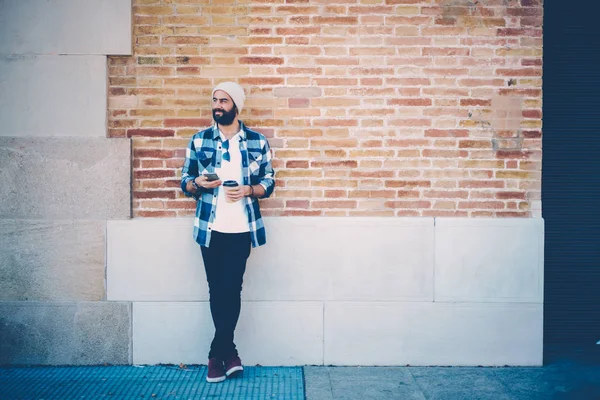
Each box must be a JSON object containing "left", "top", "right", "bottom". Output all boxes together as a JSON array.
[{"left": 234, "top": 104, "right": 239, "bottom": 115}]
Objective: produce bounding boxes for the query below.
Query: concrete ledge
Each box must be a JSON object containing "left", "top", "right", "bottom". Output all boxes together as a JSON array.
[
  {"left": 0, "top": 55, "right": 107, "bottom": 137},
  {"left": 130, "top": 300, "right": 542, "bottom": 366},
  {"left": 0, "top": 137, "right": 131, "bottom": 219},
  {"left": 0, "top": 220, "right": 106, "bottom": 301},
  {"left": 132, "top": 302, "right": 323, "bottom": 366},
  {"left": 107, "top": 217, "right": 544, "bottom": 366},
  {"left": 324, "top": 302, "right": 543, "bottom": 366},
  {"left": 107, "top": 217, "right": 435, "bottom": 302},
  {"left": 0, "top": 0, "right": 132, "bottom": 55},
  {"left": 0, "top": 301, "right": 132, "bottom": 365}
]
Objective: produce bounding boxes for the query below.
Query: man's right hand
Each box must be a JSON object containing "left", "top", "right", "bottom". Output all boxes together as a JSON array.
[{"left": 187, "top": 176, "right": 222, "bottom": 193}]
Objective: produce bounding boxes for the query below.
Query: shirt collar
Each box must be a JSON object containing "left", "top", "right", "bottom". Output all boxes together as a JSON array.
[{"left": 211, "top": 120, "right": 247, "bottom": 141}]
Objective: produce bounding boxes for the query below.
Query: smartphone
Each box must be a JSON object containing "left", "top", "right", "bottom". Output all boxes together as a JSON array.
[{"left": 203, "top": 173, "right": 220, "bottom": 182}]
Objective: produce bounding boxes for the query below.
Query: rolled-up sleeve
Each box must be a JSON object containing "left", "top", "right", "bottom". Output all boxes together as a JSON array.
[
  {"left": 181, "top": 136, "right": 199, "bottom": 198},
  {"left": 258, "top": 139, "right": 275, "bottom": 198}
]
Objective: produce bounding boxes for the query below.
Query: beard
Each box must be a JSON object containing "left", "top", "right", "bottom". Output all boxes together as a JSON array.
[{"left": 212, "top": 107, "right": 237, "bottom": 126}]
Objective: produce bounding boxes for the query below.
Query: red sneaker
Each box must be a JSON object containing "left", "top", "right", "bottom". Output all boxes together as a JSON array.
[
  {"left": 206, "top": 358, "right": 226, "bottom": 383},
  {"left": 224, "top": 355, "right": 243, "bottom": 378}
]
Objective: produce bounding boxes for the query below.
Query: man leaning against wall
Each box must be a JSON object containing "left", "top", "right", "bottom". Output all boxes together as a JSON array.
[{"left": 180, "top": 82, "right": 275, "bottom": 383}]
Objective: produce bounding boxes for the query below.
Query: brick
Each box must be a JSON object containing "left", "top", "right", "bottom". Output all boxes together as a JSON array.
[
  {"left": 276, "top": 150, "right": 321, "bottom": 158},
  {"left": 459, "top": 160, "right": 505, "bottom": 169},
  {"left": 496, "top": 191, "right": 527, "bottom": 200},
  {"left": 288, "top": 98, "right": 310, "bottom": 108},
  {"left": 459, "top": 180, "right": 505, "bottom": 189},
  {"left": 459, "top": 140, "right": 492, "bottom": 149},
  {"left": 312, "top": 201, "right": 357, "bottom": 209},
  {"left": 135, "top": 5, "right": 173, "bottom": 15},
  {"left": 238, "top": 57, "right": 284, "bottom": 65},
  {"left": 135, "top": 210, "right": 177, "bottom": 217},
  {"left": 423, "top": 48, "right": 470, "bottom": 56},
  {"left": 348, "top": 149, "right": 395, "bottom": 158},
  {"left": 324, "top": 190, "right": 346, "bottom": 198},
  {"left": 460, "top": 99, "right": 491, "bottom": 107},
  {"left": 314, "top": 16, "right": 358, "bottom": 25},
  {"left": 459, "top": 201, "right": 505, "bottom": 210},
  {"left": 389, "top": 119, "right": 432, "bottom": 127},
  {"left": 133, "top": 149, "right": 174, "bottom": 159},
  {"left": 162, "top": 36, "right": 209, "bottom": 45},
  {"left": 277, "top": 129, "right": 322, "bottom": 138},
  {"left": 164, "top": 118, "right": 211, "bottom": 128},
  {"left": 134, "top": 170, "right": 175, "bottom": 179},
  {"left": 496, "top": 150, "right": 532, "bottom": 159},
  {"left": 274, "top": 87, "right": 322, "bottom": 98},
  {"left": 274, "top": 109, "right": 321, "bottom": 118},
  {"left": 314, "top": 78, "right": 358, "bottom": 86},
  {"left": 312, "top": 179, "right": 358, "bottom": 188},
  {"left": 285, "top": 160, "right": 309, "bottom": 169},
  {"left": 312, "top": 160, "right": 358, "bottom": 168},
  {"left": 350, "top": 47, "right": 395, "bottom": 56},
  {"left": 497, "top": 69, "right": 542, "bottom": 77},
  {"left": 349, "top": 171, "right": 395, "bottom": 178},
  {"left": 425, "top": 129, "right": 469, "bottom": 138},
  {"left": 388, "top": 98, "right": 432, "bottom": 106},
  {"left": 286, "top": 200, "right": 310, "bottom": 208},
  {"left": 385, "top": 201, "right": 431, "bottom": 209},
  {"left": 134, "top": 190, "right": 176, "bottom": 199},
  {"left": 127, "top": 129, "right": 175, "bottom": 138},
  {"left": 277, "top": 67, "right": 323, "bottom": 76},
  {"left": 276, "top": 27, "right": 321, "bottom": 35},
  {"left": 281, "top": 210, "right": 322, "bottom": 216},
  {"left": 498, "top": 28, "right": 542, "bottom": 37},
  {"left": 313, "top": 119, "right": 358, "bottom": 127},
  {"left": 424, "top": 190, "right": 469, "bottom": 199},
  {"left": 458, "top": 78, "right": 505, "bottom": 87},
  {"left": 422, "top": 150, "right": 468, "bottom": 158},
  {"left": 495, "top": 171, "right": 532, "bottom": 179}
]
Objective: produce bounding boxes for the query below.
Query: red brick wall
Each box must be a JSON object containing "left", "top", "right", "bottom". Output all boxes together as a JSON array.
[{"left": 108, "top": 0, "right": 543, "bottom": 218}]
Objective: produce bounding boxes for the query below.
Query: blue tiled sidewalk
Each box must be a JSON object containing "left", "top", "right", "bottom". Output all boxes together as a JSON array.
[{"left": 0, "top": 365, "right": 304, "bottom": 400}]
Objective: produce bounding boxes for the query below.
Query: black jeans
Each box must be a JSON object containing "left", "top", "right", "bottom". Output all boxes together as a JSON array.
[{"left": 200, "top": 231, "right": 251, "bottom": 360}]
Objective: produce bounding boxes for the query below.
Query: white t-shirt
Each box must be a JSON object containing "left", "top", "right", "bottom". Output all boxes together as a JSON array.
[{"left": 212, "top": 131, "right": 249, "bottom": 233}]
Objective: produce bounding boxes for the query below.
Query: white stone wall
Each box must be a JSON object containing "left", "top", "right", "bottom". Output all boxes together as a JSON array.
[
  {"left": 107, "top": 217, "right": 544, "bottom": 366},
  {"left": 0, "top": 0, "right": 133, "bottom": 365}
]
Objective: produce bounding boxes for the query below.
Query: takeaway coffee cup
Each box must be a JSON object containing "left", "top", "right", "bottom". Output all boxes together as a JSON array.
[{"left": 223, "top": 180, "right": 239, "bottom": 202}]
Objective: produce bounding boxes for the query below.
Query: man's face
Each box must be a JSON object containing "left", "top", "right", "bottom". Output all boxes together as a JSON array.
[{"left": 212, "top": 90, "right": 237, "bottom": 126}]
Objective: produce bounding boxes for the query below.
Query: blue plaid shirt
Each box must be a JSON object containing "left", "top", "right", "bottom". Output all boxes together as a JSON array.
[{"left": 181, "top": 121, "right": 275, "bottom": 248}]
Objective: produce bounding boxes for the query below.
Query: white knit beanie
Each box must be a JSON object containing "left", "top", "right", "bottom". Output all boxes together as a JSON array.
[{"left": 212, "top": 81, "right": 246, "bottom": 115}]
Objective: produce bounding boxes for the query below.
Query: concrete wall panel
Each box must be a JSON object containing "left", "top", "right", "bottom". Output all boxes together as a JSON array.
[
  {"left": 324, "top": 302, "right": 543, "bottom": 366},
  {"left": 107, "top": 218, "right": 435, "bottom": 302},
  {"left": 434, "top": 218, "right": 544, "bottom": 302},
  {"left": 132, "top": 302, "right": 323, "bottom": 366},
  {"left": 0, "top": 220, "right": 106, "bottom": 301},
  {"left": 0, "top": 55, "right": 107, "bottom": 137},
  {"left": 0, "top": 137, "right": 131, "bottom": 219},
  {"left": 0, "top": 301, "right": 132, "bottom": 365},
  {"left": 0, "top": 0, "right": 132, "bottom": 55}
]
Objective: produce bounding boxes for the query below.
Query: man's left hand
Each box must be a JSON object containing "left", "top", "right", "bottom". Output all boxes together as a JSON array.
[{"left": 225, "top": 185, "right": 252, "bottom": 202}]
